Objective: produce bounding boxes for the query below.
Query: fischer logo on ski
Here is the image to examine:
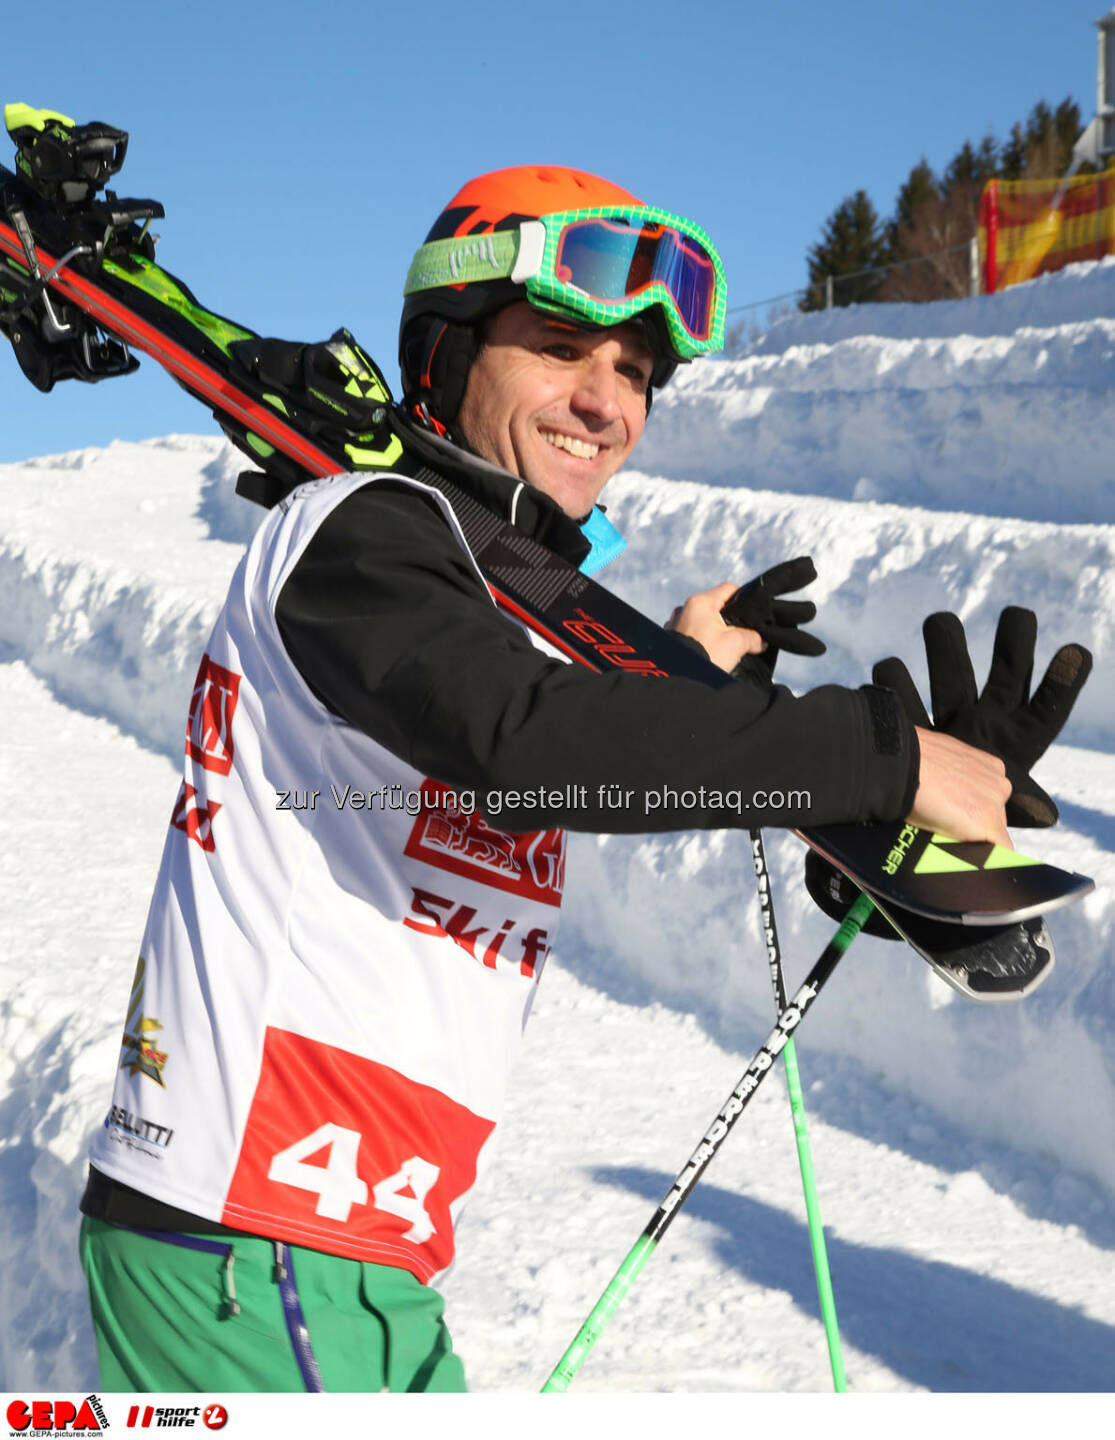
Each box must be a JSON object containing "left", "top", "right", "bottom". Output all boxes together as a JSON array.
[{"left": 882, "top": 822, "right": 920, "bottom": 876}]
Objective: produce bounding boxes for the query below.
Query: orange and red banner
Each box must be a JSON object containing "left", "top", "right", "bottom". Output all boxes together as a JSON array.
[{"left": 978, "top": 169, "right": 1115, "bottom": 293}]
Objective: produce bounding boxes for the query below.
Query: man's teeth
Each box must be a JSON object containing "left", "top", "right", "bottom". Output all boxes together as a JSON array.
[{"left": 542, "top": 430, "right": 599, "bottom": 459}]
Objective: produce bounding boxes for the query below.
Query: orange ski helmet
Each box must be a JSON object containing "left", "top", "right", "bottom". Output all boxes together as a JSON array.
[{"left": 399, "top": 164, "right": 679, "bottom": 435}]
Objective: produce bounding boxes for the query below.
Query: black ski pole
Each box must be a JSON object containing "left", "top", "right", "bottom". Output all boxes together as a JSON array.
[{"left": 540, "top": 890, "right": 875, "bottom": 1392}]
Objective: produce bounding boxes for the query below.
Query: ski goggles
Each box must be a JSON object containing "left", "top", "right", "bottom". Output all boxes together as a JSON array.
[{"left": 403, "top": 205, "right": 727, "bottom": 362}]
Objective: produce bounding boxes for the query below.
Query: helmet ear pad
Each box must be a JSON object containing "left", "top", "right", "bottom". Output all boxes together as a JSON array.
[{"left": 400, "top": 314, "right": 480, "bottom": 431}]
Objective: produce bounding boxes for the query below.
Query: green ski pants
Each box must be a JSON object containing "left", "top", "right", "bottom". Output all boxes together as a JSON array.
[{"left": 79, "top": 1217, "right": 467, "bottom": 1392}]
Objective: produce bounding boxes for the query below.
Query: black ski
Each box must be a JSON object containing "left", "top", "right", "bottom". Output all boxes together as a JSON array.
[
  {"left": 804, "top": 821, "right": 1091, "bottom": 926},
  {"left": 0, "top": 105, "right": 1093, "bottom": 989}
]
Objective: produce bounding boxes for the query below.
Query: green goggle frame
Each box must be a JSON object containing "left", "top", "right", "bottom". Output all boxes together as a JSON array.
[{"left": 403, "top": 204, "right": 727, "bottom": 363}]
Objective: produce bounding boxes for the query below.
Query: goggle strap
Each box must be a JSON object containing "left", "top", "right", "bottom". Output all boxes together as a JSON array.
[{"left": 404, "top": 230, "right": 521, "bottom": 296}]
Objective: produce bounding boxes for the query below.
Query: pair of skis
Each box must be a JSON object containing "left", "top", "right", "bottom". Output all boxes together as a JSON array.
[{"left": 0, "top": 104, "right": 1092, "bottom": 1002}]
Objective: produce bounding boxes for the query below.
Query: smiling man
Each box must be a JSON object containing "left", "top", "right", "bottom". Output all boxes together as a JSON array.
[
  {"left": 455, "top": 304, "right": 652, "bottom": 517},
  {"left": 78, "top": 165, "right": 1016, "bottom": 1394}
]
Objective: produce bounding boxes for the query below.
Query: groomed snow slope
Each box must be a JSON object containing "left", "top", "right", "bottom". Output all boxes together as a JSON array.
[{"left": 1, "top": 259, "right": 1113, "bottom": 1393}]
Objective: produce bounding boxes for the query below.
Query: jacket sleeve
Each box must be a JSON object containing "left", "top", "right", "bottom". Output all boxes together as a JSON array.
[{"left": 275, "top": 480, "right": 919, "bottom": 832}]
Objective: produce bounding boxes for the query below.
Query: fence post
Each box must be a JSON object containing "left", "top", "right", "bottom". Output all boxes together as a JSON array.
[
  {"left": 980, "top": 180, "right": 998, "bottom": 294},
  {"left": 969, "top": 234, "right": 981, "bottom": 297},
  {"left": 825, "top": 274, "right": 834, "bottom": 309}
]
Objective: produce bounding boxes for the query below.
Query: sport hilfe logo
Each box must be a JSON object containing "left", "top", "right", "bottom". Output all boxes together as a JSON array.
[
  {"left": 123, "top": 1405, "right": 227, "bottom": 1430},
  {"left": 6, "top": 1397, "right": 108, "bottom": 1432},
  {"left": 118, "top": 957, "right": 169, "bottom": 1089},
  {"left": 126, "top": 1407, "right": 197, "bottom": 1429}
]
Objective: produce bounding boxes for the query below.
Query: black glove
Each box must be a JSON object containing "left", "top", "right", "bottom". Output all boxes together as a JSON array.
[
  {"left": 720, "top": 556, "right": 826, "bottom": 682},
  {"left": 873, "top": 607, "right": 1091, "bottom": 828},
  {"left": 803, "top": 848, "right": 902, "bottom": 939}
]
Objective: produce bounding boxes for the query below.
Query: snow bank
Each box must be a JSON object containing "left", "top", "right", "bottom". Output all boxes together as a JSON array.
[
  {"left": 642, "top": 260, "right": 1115, "bottom": 522},
  {"left": 748, "top": 257, "right": 1115, "bottom": 350},
  {"left": 0, "top": 437, "right": 252, "bottom": 755}
]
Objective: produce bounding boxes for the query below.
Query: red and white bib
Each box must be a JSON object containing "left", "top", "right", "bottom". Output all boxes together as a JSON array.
[{"left": 89, "top": 473, "right": 565, "bottom": 1282}]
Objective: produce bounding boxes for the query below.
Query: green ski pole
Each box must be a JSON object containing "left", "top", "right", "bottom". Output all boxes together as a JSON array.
[
  {"left": 749, "top": 830, "right": 846, "bottom": 1391},
  {"left": 541, "top": 892, "right": 874, "bottom": 1392}
]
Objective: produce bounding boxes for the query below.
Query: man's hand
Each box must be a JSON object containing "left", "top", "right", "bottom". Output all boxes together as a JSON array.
[
  {"left": 665, "top": 557, "right": 826, "bottom": 678},
  {"left": 666, "top": 582, "right": 765, "bottom": 674},
  {"left": 909, "top": 727, "right": 1013, "bottom": 847}
]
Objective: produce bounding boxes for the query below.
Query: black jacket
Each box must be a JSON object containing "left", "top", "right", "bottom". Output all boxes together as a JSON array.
[{"left": 273, "top": 418, "right": 919, "bottom": 831}]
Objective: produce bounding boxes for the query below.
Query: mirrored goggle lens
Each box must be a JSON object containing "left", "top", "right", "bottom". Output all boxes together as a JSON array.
[{"left": 553, "top": 218, "right": 719, "bottom": 340}]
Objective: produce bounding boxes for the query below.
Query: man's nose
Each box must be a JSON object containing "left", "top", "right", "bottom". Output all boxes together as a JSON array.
[{"left": 570, "top": 354, "right": 622, "bottom": 422}]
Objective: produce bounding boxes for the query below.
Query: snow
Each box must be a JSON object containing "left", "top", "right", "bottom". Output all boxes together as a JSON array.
[
  {"left": 641, "top": 257, "right": 1115, "bottom": 523},
  {"left": 1, "top": 259, "right": 1113, "bottom": 1397}
]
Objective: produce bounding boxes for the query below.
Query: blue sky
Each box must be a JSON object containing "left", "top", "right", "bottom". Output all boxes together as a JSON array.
[{"left": 0, "top": 0, "right": 1107, "bottom": 460}]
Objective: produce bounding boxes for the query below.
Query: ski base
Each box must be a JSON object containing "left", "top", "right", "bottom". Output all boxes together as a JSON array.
[{"left": 878, "top": 904, "right": 1055, "bottom": 1002}]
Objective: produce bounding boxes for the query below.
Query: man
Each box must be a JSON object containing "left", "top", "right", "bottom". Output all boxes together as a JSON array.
[{"left": 78, "top": 164, "right": 1026, "bottom": 1393}]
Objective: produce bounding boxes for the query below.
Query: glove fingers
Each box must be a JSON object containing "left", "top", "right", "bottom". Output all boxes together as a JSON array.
[
  {"left": 1006, "top": 772, "right": 1059, "bottom": 828},
  {"left": 758, "top": 555, "right": 818, "bottom": 596},
  {"left": 922, "top": 612, "right": 978, "bottom": 729},
  {"left": 721, "top": 556, "right": 820, "bottom": 636},
  {"left": 982, "top": 606, "right": 1037, "bottom": 712},
  {"left": 719, "top": 583, "right": 764, "bottom": 630},
  {"left": 1027, "top": 643, "right": 1092, "bottom": 726},
  {"left": 770, "top": 599, "right": 817, "bottom": 626},
  {"left": 872, "top": 657, "right": 932, "bottom": 727},
  {"left": 765, "top": 627, "right": 826, "bottom": 657},
  {"left": 1019, "top": 644, "right": 1093, "bottom": 760}
]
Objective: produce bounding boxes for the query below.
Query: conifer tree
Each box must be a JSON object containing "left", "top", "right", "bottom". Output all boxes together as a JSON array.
[
  {"left": 1004, "top": 98, "right": 1082, "bottom": 178},
  {"left": 890, "top": 158, "right": 938, "bottom": 239},
  {"left": 1000, "top": 122, "right": 1027, "bottom": 181},
  {"left": 800, "top": 190, "right": 886, "bottom": 310}
]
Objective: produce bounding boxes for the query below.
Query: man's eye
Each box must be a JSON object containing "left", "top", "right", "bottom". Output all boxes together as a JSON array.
[{"left": 542, "top": 343, "right": 577, "bottom": 360}]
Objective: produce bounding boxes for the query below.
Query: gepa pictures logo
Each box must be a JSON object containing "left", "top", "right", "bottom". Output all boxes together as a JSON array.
[{"left": 6, "top": 1395, "right": 108, "bottom": 1433}]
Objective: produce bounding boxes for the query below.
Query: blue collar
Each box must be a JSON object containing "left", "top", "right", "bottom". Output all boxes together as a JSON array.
[{"left": 578, "top": 506, "right": 627, "bottom": 575}]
